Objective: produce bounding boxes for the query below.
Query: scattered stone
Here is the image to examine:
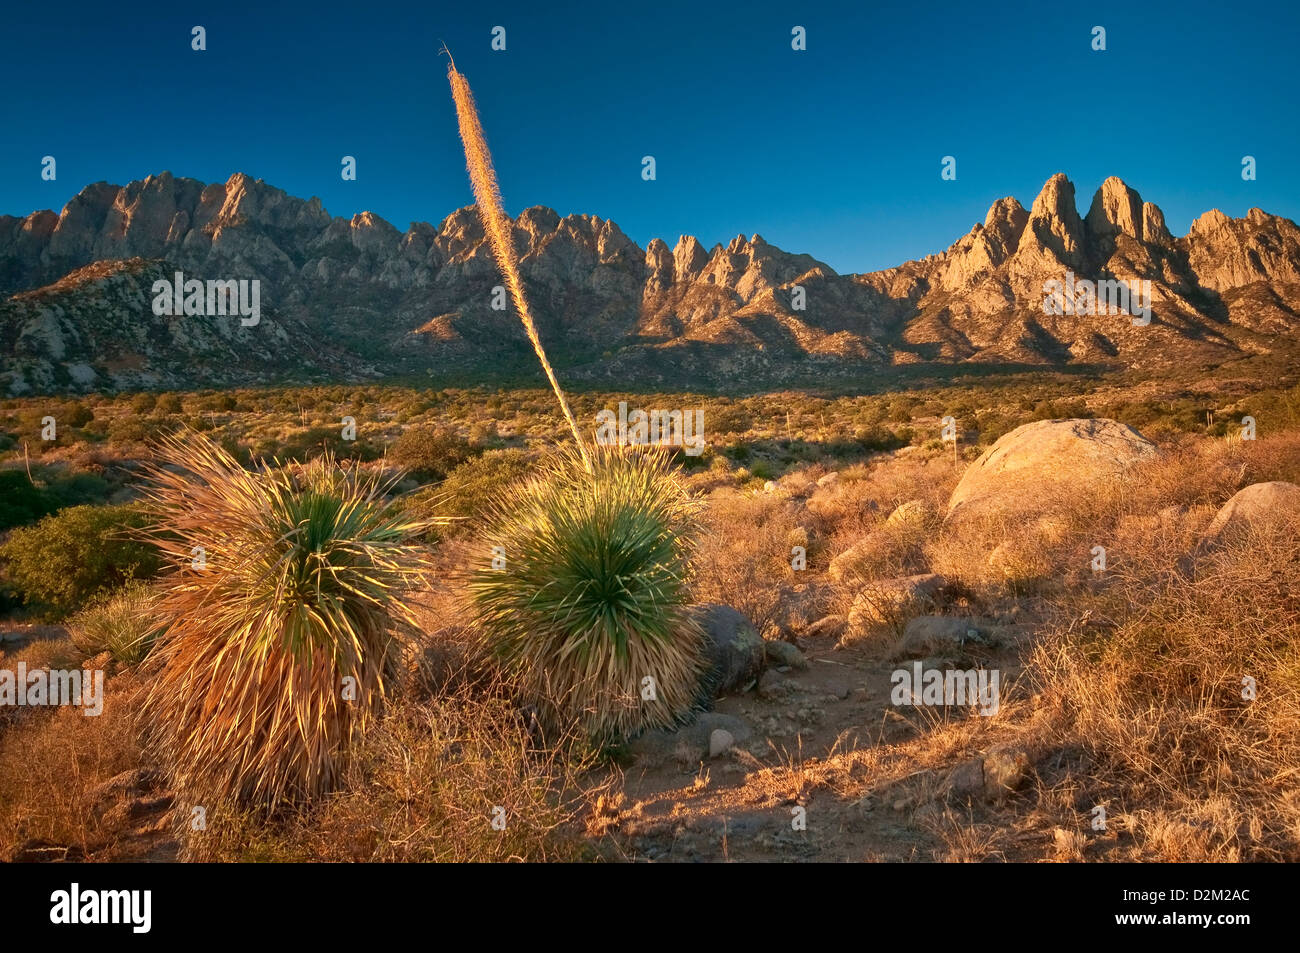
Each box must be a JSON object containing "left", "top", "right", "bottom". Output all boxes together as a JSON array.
[
  {"left": 816, "top": 471, "right": 839, "bottom": 487},
  {"left": 10, "top": 839, "right": 87, "bottom": 863},
  {"left": 886, "top": 499, "right": 935, "bottom": 526},
  {"left": 983, "top": 745, "right": 1032, "bottom": 800},
  {"left": 104, "top": 795, "right": 174, "bottom": 829},
  {"left": 627, "top": 712, "right": 752, "bottom": 767},
  {"left": 801, "top": 614, "right": 847, "bottom": 640},
  {"left": 757, "top": 669, "right": 795, "bottom": 701},
  {"left": 899, "top": 616, "right": 997, "bottom": 657},
  {"left": 698, "top": 604, "right": 765, "bottom": 697},
  {"left": 708, "top": 728, "right": 735, "bottom": 758},
  {"left": 892, "top": 798, "right": 909, "bottom": 812},
  {"left": 848, "top": 574, "right": 947, "bottom": 629},
  {"left": 764, "top": 639, "right": 808, "bottom": 670},
  {"left": 90, "top": 767, "right": 160, "bottom": 805},
  {"left": 943, "top": 758, "right": 986, "bottom": 800}
]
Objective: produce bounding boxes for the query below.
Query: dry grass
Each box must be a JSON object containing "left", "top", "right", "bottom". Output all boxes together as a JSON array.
[
  {"left": 0, "top": 669, "right": 148, "bottom": 860},
  {"left": 180, "top": 682, "right": 601, "bottom": 862}
]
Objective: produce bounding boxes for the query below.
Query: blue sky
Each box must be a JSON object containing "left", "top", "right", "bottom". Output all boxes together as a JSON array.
[{"left": 2, "top": 0, "right": 1297, "bottom": 274}]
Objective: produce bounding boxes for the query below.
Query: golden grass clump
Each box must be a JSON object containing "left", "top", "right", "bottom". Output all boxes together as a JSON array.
[
  {"left": 179, "top": 683, "right": 597, "bottom": 862},
  {"left": 140, "top": 430, "right": 438, "bottom": 814}
]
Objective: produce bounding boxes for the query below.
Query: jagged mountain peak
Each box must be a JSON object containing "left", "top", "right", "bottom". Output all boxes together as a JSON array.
[{"left": 3, "top": 170, "right": 1300, "bottom": 394}]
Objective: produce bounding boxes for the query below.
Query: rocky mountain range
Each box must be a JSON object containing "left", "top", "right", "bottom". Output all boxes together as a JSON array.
[{"left": 2, "top": 171, "right": 1299, "bottom": 394}]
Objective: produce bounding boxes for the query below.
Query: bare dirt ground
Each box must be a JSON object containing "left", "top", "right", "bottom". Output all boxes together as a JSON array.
[{"left": 598, "top": 611, "right": 1056, "bottom": 863}]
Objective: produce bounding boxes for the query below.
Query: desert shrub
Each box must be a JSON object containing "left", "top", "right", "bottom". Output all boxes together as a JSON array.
[
  {"left": 0, "top": 675, "right": 145, "bottom": 860},
  {"left": 1030, "top": 512, "right": 1300, "bottom": 860},
  {"left": 130, "top": 392, "right": 157, "bottom": 415},
  {"left": 60, "top": 401, "right": 94, "bottom": 429},
  {"left": 0, "top": 470, "right": 56, "bottom": 529},
  {"left": 710, "top": 405, "right": 752, "bottom": 435},
  {"left": 45, "top": 471, "right": 112, "bottom": 508},
  {"left": 855, "top": 425, "right": 908, "bottom": 453},
  {"left": 141, "top": 432, "right": 438, "bottom": 814},
  {"left": 154, "top": 393, "right": 183, "bottom": 415},
  {"left": 67, "top": 581, "right": 166, "bottom": 666},
  {"left": 390, "top": 425, "right": 479, "bottom": 480},
  {"left": 107, "top": 416, "right": 165, "bottom": 446},
  {"left": 267, "top": 426, "right": 382, "bottom": 463},
  {"left": 403, "top": 449, "right": 534, "bottom": 537},
  {"left": 693, "top": 491, "right": 813, "bottom": 636},
  {"left": 469, "top": 445, "right": 707, "bottom": 745},
  {"left": 197, "top": 393, "right": 238, "bottom": 413},
  {"left": 0, "top": 504, "right": 160, "bottom": 618},
  {"left": 0, "top": 469, "right": 112, "bottom": 531}
]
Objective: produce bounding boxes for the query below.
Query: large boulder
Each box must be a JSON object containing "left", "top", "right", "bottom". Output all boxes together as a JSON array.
[
  {"left": 697, "top": 604, "right": 764, "bottom": 697},
  {"left": 947, "top": 418, "right": 1158, "bottom": 522},
  {"left": 1201, "top": 482, "right": 1300, "bottom": 544},
  {"left": 848, "top": 574, "right": 947, "bottom": 630}
]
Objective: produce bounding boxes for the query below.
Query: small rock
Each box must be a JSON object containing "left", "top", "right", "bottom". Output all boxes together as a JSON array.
[
  {"left": 801, "top": 615, "right": 847, "bottom": 640},
  {"left": 943, "top": 758, "right": 986, "bottom": 800},
  {"left": 885, "top": 499, "right": 935, "bottom": 526},
  {"left": 816, "top": 471, "right": 839, "bottom": 487},
  {"left": 628, "top": 712, "right": 752, "bottom": 767},
  {"left": 1201, "top": 482, "right": 1300, "bottom": 545},
  {"left": 891, "top": 798, "right": 908, "bottom": 812},
  {"left": 764, "top": 639, "right": 808, "bottom": 670},
  {"left": 757, "top": 669, "right": 794, "bottom": 701},
  {"left": 848, "top": 574, "right": 947, "bottom": 630},
  {"left": 708, "top": 729, "right": 735, "bottom": 758},
  {"left": 983, "top": 745, "right": 1031, "bottom": 800},
  {"left": 899, "top": 615, "right": 996, "bottom": 657}
]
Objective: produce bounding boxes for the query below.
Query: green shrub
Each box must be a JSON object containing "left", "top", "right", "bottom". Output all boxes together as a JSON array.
[
  {"left": 0, "top": 470, "right": 56, "bottom": 530},
  {"left": 401, "top": 448, "right": 534, "bottom": 539},
  {"left": 155, "top": 393, "right": 183, "bottom": 415},
  {"left": 269, "top": 426, "right": 382, "bottom": 463},
  {"left": 61, "top": 401, "right": 94, "bottom": 429},
  {"left": 130, "top": 393, "right": 158, "bottom": 415},
  {"left": 710, "top": 405, "right": 752, "bottom": 435},
  {"left": 0, "top": 504, "right": 161, "bottom": 618},
  {"left": 390, "top": 426, "right": 479, "bottom": 481}
]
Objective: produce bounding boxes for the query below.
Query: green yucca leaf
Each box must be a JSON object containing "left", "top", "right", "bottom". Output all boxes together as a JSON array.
[{"left": 469, "top": 442, "right": 707, "bottom": 744}]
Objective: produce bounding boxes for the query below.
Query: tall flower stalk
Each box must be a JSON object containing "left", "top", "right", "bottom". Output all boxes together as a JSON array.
[{"left": 446, "top": 54, "right": 591, "bottom": 472}]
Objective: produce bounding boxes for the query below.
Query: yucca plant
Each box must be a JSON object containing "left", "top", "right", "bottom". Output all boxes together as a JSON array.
[
  {"left": 468, "top": 443, "right": 709, "bottom": 744},
  {"left": 446, "top": 55, "right": 710, "bottom": 743},
  {"left": 140, "top": 430, "right": 437, "bottom": 814}
]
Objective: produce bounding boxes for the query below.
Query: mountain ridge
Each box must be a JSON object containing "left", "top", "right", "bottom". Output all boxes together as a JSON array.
[{"left": 3, "top": 171, "right": 1299, "bottom": 394}]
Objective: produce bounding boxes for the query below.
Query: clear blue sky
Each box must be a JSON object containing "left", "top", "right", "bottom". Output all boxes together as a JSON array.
[{"left": 3, "top": 0, "right": 1297, "bottom": 274}]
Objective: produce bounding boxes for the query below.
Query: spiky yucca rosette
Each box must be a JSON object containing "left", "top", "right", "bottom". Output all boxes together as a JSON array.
[
  {"left": 468, "top": 444, "right": 709, "bottom": 744},
  {"left": 140, "top": 431, "right": 437, "bottom": 813}
]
